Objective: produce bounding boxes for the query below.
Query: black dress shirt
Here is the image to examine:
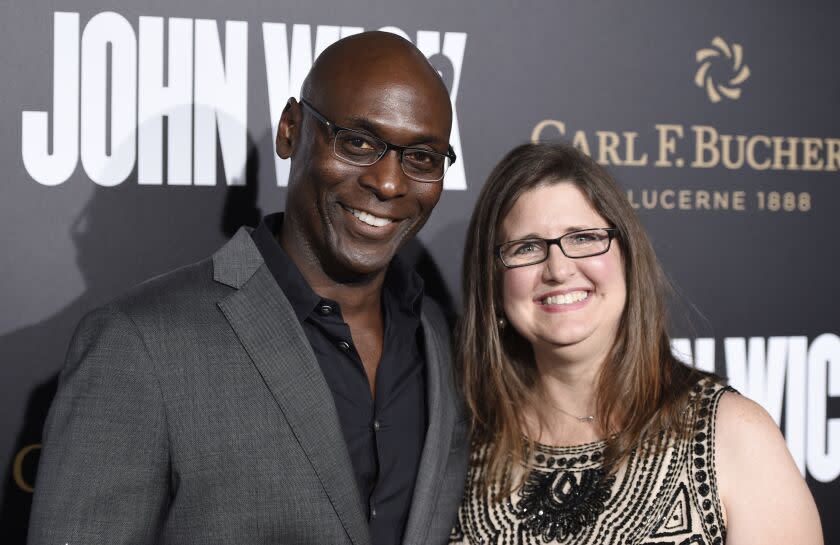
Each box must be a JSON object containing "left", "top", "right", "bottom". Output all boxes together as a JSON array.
[{"left": 252, "top": 213, "right": 427, "bottom": 545}]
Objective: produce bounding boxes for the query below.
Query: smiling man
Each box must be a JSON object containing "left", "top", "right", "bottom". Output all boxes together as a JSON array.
[{"left": 29, "top": 32, "right": 468, "bottom": 545}]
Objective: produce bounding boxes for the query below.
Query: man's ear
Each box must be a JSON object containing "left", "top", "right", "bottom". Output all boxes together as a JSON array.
[{"left": 276, "top": 98, "right": 300, "bottom": 159}]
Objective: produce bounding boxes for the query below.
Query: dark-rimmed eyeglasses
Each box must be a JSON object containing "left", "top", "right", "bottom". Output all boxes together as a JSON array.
[
  {"left": 299, "top": 98, "right": 456, "bottom": 183},
  {"left": 496, "top": 228, "right": 619, "bottom": 268}
]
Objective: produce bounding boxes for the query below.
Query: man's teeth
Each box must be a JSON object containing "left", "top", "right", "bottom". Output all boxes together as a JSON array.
[
  {"left": 348, "top": 207, "right": 392, "bottom": 227},
  {"left": 543, "top": 291, "right": 588, "bottom": 305}
]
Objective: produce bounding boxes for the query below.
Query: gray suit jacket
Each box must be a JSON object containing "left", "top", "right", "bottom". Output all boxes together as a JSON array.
[{"left": 29, "top": 228, "right": 469, "bottom": 545}]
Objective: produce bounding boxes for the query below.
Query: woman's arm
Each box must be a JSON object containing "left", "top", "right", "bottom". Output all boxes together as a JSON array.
[{"left": 715, "top": 392, "right": 823, "bottom": 545}]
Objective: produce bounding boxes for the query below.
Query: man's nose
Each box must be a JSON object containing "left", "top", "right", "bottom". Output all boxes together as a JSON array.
[
  {"left": 359, "top": 150, "right": 410, "bottom": 200},
  {"left": 541, "top": 244, "right": 576, "bottom": 282}
]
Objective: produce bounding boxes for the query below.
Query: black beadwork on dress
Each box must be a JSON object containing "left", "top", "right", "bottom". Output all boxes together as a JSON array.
[{"left": 515, "top": 467, "right": 615, "bottom": 542}]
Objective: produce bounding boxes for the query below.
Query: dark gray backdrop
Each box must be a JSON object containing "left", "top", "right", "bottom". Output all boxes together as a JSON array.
[{"left": 2, "top": 1, "right": 837, "bottom": 541}]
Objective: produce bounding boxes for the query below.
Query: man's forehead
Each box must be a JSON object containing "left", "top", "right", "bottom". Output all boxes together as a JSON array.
[
  {"left": 340, "top": 92, "right": 449, "bottom": 141},
  {"left": 310, "top": 69, "right": 451, "bottom": 142},
  {"left": 328, "top": 80, "right": 439, "bottom": 113},
  {"left": 311, "top": 54, "right": 444, "bottom": 99}
]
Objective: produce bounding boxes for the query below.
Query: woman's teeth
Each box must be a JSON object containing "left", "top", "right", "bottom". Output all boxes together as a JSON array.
[{"left": 542, "top": 291, "right": 588, "bottom": 305}]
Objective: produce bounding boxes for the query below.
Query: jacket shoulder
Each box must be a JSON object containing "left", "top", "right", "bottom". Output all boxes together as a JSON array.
[
  {"left": 109, "top": 257, "right": 223, "bottom": 322},
  {"left": 107, "top": 228, "right": 262, "bottom": 325}
]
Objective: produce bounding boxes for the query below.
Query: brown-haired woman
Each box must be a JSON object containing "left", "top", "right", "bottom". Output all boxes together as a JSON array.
[{"left": 450, "top": 142, "right": 822, "bottom": 545}]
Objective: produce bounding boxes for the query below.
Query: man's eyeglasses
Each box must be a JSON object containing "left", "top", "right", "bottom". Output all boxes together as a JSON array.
[
  {"left": 299, "top": 98, "right": 456, "bottom": 183},
  {"left": 496, "top": 228, "right": 619, "bottom": 268}
]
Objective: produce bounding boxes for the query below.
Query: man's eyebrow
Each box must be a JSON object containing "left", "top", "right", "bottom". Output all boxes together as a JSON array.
[{"left": 342, "top": 115, "right": 446, "bottom": 147}]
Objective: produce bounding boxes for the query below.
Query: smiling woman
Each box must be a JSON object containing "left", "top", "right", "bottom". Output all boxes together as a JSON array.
[
  {"left": 499, "top": 184, "right": 627, "bottom": 369},
  {"left": 450, "top": 142, "right": 823, "bottom": 545}
]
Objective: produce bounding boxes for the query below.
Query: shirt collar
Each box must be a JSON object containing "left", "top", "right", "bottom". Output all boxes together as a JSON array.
[{"left": 251, "top": 213, "right": 424, "bottom": 322}]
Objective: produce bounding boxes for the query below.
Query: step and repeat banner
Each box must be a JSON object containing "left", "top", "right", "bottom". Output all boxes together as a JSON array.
[{"left": 1, "top": 1, "right": 837, "bottom": 541}]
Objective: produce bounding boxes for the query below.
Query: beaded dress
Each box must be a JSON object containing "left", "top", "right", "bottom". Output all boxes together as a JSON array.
[{"left": 450, "top": 378, "right": 733, "bottom": 545}]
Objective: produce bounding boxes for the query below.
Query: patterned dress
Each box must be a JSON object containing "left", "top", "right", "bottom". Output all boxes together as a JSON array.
[{"left": 450, "top": 379, "right": 733, "bottom": 545}]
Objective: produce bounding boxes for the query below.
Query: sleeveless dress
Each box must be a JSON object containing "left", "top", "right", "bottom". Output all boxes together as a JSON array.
[{"left": 449, "top": 378, "right": 733, "bottom": 545}]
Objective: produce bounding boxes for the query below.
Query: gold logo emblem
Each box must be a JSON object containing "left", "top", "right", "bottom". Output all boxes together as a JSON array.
[{"left": 694, "top": 37, "right": 751, "bottom": 103}]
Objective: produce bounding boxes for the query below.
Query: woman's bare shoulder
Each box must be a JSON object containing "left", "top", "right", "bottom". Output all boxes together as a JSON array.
[{"left": 713, "top": 391, "right": 823, "bottom": 545}]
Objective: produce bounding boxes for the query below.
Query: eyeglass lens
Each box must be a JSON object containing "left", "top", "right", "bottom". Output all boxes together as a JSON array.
[
  {"left": 499, "top": 229, "right": 612, "bottom": 267},
  {"left": 333, "top": 130, "right": 449, "bottom": 182}
]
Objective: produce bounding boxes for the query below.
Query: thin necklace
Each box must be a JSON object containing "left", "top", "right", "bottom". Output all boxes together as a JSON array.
[{"left": 544, "top": 396, "right": 596, "bottom": 424}]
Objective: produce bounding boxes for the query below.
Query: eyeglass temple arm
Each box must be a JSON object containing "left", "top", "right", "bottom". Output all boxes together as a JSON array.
[{"left": 299, "top": 99, "right": 331, "bottom": 127}]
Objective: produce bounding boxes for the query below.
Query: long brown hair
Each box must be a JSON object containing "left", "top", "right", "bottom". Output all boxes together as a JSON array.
[{"left": 458, "top": 142, "right": 703, "bottom": 493}]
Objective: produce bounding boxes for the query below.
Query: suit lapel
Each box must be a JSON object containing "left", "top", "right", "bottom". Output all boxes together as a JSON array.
[
  {"left": 402, "top": 308, "right": 456, "bottom": 545},
  {"left": 213, "top": 229, "right": 370, "bottom": 545}
]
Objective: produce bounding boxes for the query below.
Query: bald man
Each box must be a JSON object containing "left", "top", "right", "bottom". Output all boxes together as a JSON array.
[{"left": 29, "top": 32, "right": 468, "bottom": 545}]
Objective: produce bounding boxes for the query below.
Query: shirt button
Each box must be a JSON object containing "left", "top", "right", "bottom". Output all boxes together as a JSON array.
[
  {"left": 371, "top": 507, "right": 377, "bottom": 518},
  {"left": 373, "top": 420, "right": 381, "bottom": 432},
  {"left": 338, "top": 341, "right": 351, "bottom": 351},
  {"left": 318, "top": 304, "right": 333, "bottom": 316}
]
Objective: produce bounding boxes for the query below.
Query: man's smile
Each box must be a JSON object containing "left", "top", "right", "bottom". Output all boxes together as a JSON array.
[{"left": 340, "top": 203, "right": 397, "bottom": 228}]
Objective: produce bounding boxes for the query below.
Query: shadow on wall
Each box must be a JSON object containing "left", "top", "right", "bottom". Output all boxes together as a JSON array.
[
  {"left": 399, "top": 216, "right": 471, "bottom": 334},
  {"left": 0, "top": 136, "right": 262, "bottom": 542},
  {"left": 400, "top": 237, "right": 458, "bottom": 332}
]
